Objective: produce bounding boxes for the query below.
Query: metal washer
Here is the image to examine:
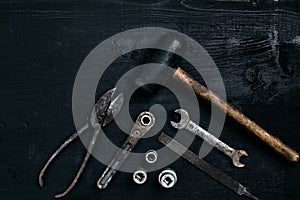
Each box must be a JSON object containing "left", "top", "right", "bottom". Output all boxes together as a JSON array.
[{"left": 145, "top": 150, "right": 158, "bottom": 164}]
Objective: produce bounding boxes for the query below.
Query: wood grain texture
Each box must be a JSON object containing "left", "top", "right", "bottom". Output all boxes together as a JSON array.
[{"left": 0, "top": 0, "right": 299, "bottom": 200}]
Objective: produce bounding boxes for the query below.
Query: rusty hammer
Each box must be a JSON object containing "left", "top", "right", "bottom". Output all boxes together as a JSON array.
[{"left": 135, "top": 33, "right": 299, "bottom": 163}]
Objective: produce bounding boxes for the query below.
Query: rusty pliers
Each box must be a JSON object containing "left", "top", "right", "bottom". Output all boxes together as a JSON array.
[{"left": 38, "top": 88, "right": 124, "bottom": 198}]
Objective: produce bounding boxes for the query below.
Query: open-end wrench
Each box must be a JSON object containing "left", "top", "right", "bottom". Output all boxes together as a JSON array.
[
  {"left": 171, "top": 108, "right": 248, "bottom": 168},
  {"left": 134, "top": 34, "right": 298, "bottom": 163}
]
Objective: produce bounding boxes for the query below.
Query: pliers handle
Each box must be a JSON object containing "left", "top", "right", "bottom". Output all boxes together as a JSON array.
[{"left": 38, "top": 88, "right": 124, "bottom": 198}]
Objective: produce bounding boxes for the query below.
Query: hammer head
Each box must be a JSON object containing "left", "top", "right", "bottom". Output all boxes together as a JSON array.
[{"left": 134, "top": 33, "right": 185, "bottom": 94}]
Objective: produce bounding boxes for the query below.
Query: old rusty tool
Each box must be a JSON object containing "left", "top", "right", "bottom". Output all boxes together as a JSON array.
[
  {"left": 97, "top": 111, "right": 155, "bottom": 189},
  {"left": 158, "top": 132, "right": 259, "bottom": 200},
  {"left": 134, "top": 34, "right": 299, "bottom": 163},
  {"left": 171, "top": 108, "right": 248, "bottom": 168},
  {"left": 172, "top": 67, "right": 299, "bottom": 163},
  {"left": 38, "top": 88, "right": 124, "bottom": 198}
]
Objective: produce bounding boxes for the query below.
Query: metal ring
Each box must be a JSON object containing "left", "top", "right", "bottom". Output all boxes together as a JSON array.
[
  {"left": 133, "top": 169, "right": 147, "bottom": 184},
  {"left": 158, "top": 169, "right": 177, "bottom": 188},
  {"left": 140, "top": 114, "right": 152, "bottom": 126},
  {"left": 145, "top": 150, "right": 158, "bottom": 164}
]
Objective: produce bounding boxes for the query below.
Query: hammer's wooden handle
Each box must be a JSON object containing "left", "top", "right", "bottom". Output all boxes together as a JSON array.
[{"left": 173, "top": 67, "right": 299, "bottom": 163}]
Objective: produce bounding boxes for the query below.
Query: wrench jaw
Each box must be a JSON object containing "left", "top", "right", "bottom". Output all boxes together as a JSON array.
[
  {"left": 232, "top": 150, "right": 248, "bottom": 168},
  {"left": 170, "top": 109, "right": 190, "bottom": 129}
]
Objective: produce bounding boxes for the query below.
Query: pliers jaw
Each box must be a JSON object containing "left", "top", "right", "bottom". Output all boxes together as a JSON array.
[
  {"left": 91, "top": 87, "right": 124, "bottom": 127},
  {"left": 101, "top": 91, "right": 124, "bottom": 127}
]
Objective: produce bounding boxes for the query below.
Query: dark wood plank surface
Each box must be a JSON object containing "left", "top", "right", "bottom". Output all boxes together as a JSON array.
[{"left": 0, "top": 0, "right": 299, "bottom": 199}]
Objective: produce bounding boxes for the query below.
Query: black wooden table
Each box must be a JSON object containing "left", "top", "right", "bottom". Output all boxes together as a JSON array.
[{"left": 0, "top": 0, "right": 299, "bottom": 199}]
